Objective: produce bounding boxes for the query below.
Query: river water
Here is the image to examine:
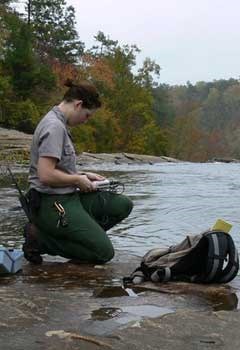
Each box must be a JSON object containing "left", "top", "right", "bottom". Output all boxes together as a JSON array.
[{"left": 1, "top": 162, "right": 240, "bottom": 256}]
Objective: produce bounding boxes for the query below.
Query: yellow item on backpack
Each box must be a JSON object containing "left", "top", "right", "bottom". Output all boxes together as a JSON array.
[{"left": 212, "top": 219, "right": 232, "bottom": 233}]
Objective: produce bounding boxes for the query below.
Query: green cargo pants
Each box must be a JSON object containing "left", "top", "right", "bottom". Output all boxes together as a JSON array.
[{"left": 33, "top": 191, "right": 133, "bottom": 264}]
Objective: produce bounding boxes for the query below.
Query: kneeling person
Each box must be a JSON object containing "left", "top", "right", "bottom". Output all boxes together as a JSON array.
[{"left": 24, "top": 80, "right": 133, "bottom": 264}]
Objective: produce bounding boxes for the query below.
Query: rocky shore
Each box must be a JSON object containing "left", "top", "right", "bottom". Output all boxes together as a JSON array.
[
  {"left": 0, "top": 127, "right": 32, "bottom": 155},
  {"left": 0, "top": 127, "right": 179, "bottom": 164},
  {"left": 78, "top": 151, "right": 179, "bottom": 165},
  {"left": 0, "top": 252, "right": 239, "bottom": 350}
]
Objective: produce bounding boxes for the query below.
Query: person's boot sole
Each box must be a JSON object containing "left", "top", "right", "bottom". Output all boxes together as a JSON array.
[{"left": 23, "top": 223, "right": 43, "bottom": 265}]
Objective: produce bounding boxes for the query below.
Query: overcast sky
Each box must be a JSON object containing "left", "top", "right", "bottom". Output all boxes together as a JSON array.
[{"left": 66, "top": 0, "right": 240, "bottom": 86}]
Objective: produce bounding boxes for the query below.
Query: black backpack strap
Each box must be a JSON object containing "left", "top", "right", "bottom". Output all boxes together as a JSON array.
[
  {"left": 204, "top": 231, "right": 239, "bottom": 283},
  {"left": 204, "top": 231, "right": 228, "bottom": 282},
  {"left": 218, "top": 233, "right": 239, "bottom": 283},
  {"left": 123, "top": 267, "right": 145, "bottom": 285},
  {"left": 150, "top": 267, "right": 171, "bottom": 282}
]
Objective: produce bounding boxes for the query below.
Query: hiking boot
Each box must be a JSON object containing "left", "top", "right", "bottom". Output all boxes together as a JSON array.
[{"left": 22, "top": 223, "right": 42, "bottom": 265}]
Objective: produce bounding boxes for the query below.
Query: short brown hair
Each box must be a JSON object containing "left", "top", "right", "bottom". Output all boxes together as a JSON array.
[{"left": 63, "top": 79, "right": 101, "bottom": 109}]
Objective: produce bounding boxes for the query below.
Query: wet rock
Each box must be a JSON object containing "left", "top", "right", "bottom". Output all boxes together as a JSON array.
[
  {"left": 0, "top": 251, "right": 239, "bottom": 349},
  {"left": 133, "top": 281, "right": 238, "bottom": 311},
  {"left": 93, "top": 286, "right": 130, "bottom": 298},
  {"left": 91, "top": 307, "right": 122, "bottom": 320},
  {"left": 209, "top": 157, "right": 240, "bottom": 163},
  {"left": 112, "top": 309, "right": 240, "bottom": 350}
]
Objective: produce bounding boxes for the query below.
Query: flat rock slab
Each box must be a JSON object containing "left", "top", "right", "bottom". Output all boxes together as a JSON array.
[
  {"left": 77, "top": 152, "right": 180, "bottom": 165},
  {"left": 0, "top": 127, "right": 179, "bottom": 164},
  {"left": 0, "top": 251, "right": 239, "bottom": 349},
  {"left": 112, "top": 309, "right": 240, "bottom": 350},
  {"left": 0, "top": 127, "right": 32, "bottom": 154}
]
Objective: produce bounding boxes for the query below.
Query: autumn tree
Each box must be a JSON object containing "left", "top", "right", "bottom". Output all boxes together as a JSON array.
[
  {"left": 83, "top": 32, "right": 168, "bottom": 155},
  {"left": 169, "top": 114, "right": 206, "bottom": 161}
]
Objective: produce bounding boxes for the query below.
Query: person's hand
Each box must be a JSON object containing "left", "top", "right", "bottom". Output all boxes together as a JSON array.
[
  {"left": 84, "top": 172, "right": 105, "bottom": 181},
  {"left": 75, "top": 174, "right": 96, "bottom": 192}
]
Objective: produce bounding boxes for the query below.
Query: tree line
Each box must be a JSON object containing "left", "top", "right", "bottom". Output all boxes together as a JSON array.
[
  {"left": 1, "top": 1, "right": 240, "bottom": 161},
  {"left": 155, "top": 79, "right": 240, "bottom": 161}
]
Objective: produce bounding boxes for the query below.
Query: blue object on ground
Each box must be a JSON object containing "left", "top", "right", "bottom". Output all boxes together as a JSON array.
[{"left": 0, "top": 247, "right": 24, "bottom": 274}]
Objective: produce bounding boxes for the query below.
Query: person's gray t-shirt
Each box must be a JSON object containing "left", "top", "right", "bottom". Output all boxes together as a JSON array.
[{"left": 28, "top": 106, "right": 77, "bottom": 194}]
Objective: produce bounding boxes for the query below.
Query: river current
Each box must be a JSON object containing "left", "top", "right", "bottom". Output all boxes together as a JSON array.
[{"left": 1, "top": 162, "right": 240, "bottom": 257}]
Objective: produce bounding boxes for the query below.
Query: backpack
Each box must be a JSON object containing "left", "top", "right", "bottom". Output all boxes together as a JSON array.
[{"left": 124, "top": 230, "right": 239, "bottom": 284}]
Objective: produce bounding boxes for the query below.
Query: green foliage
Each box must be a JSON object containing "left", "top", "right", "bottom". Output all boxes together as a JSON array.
[
  {"left": 136, "top": 57, "right": 160, "bottom": 89},
  {"left": 72, "top": 124, "right": 97, "bottom": 153},
  {"left": 0, "top": 3, "right": 56, "bottom": 131},
  {"left": 30, "top": 0, "right": 84, "bottom": 63},
  {"left": 128, "top": 121, "right": 168, "bottom": 155},
  {"left": 88, "top": 108, "right": 121, "bottom": 153},
  {"left": 84, "top": 32, "right": 168, "bottom": 155},
  {"left": 0, "top": 5, "right": 8, "bottom": 59},
  {"left": 3, "top": 9, "right": 56, "bottom": 98},
  {"left": 152, "top": 84, "right": 175, "bottom": 126},
  {"left": 2, "top": 99, "right": 40, "bottom": 132},
  {"left": 0, "top": 73, "right": 12, "bottom": 126},
  {"left": 5, "top": 19, "right": 38, "bottom": 98}
]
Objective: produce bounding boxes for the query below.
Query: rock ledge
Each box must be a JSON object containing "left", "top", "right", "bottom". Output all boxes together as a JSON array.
[{"left": 0, "top": 127, "right": 179, "bottom": 164}]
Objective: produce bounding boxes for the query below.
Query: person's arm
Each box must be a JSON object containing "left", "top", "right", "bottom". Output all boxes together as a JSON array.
[{"left": 38, "top": 156, "right": 95, "bottom": 192}]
